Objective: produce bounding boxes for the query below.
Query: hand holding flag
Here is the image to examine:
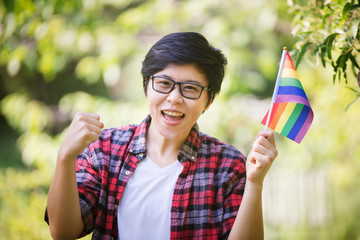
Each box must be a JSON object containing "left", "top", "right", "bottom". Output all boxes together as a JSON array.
[{"left": 261, "top": 48, "right": 314, "bottom": 144}]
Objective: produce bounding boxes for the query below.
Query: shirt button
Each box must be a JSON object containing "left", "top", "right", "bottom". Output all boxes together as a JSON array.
[
  {"left": 125, "top": 170, "right": 131, "bottom": 176},
  {"left": 191, "top": 156, "right": 195, "bottom": 160},
  {"left": 129, "top": 149, "right": 133, "bottom": 153}
]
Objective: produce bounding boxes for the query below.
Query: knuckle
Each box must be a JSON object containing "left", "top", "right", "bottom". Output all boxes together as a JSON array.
[
  {"left": 78, "top": 121, "right": 89, "bottom": 130},
  {"left": 274, "top": 149, "right": 278, "bottom": 158},
  {"left": 258, "top": 136, "right": 266, "bottom": 144},
  {"left": 77, "top": 115, "right": 86, "bottom": 122},
  {"left": 75, "top": 112, "right": 85, "bottom": 119}
]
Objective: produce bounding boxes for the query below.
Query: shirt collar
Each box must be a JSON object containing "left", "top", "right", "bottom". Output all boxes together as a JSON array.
[
  {"left": 128, "top": 114, "right": 200, "bottom": 163},
  {"left": 180, "top": 123, "right": 201, "bottom": 162}
]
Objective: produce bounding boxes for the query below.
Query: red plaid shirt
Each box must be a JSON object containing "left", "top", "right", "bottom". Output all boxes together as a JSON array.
[{"left": 46, "top": 115, "right": 246, "bottom": 239}]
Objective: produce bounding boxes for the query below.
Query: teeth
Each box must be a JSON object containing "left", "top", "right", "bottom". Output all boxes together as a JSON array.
[{"left": 163, "top": 111, "right": 184, "bottom": 117}]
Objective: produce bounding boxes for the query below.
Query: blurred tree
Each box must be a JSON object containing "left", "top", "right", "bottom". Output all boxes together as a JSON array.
[
  {"left": 290, "top": 0, "right": 360, "bottom": 110},
  {"left": 0, "top": 0, "right": 294, "bottom": 167},
  {"left": 0, "top": 0, "right": 295, "bottom": 239},
  {"left": 3, "top": 0, "right": 359, "bottom": 240}
]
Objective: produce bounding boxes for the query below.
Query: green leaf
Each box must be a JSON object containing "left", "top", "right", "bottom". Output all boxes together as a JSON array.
[
  {"left": 322, "top": 13, "right": 331, "bottom": 26},
  {"left": 342, "top": 2, "right": 353, "bottom": 20},
  {"left": 295, "top": 42, "right": 312, "bottom": 69},
  {"left": 345, "top": 86, "right": 360, "bottom": 94},
  {"left": 324, "top": 33, "right": 339, "bottom": 60},
  {"left": 350, "top": 3, "right": 360, "bottom": 11},
  {"left": 335, "top": 51, "right": 351, "bottom": 79},
  {"left": 345, "top": 96, "right": 360, "bottom": 112},
  {"left": 349, "top": 53, "right": 360, "bottom": 69},
  {"left": 342, "top": 52, "right": 350, "bottom": 71},
  {"left": 320, "top": 45, "right": 327, "bottom": 67},
  {"left": 4, "top": 0, "right": 14, "bottom": 12}
]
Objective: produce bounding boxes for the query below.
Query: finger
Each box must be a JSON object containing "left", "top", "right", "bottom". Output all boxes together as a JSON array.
[
  {"left": 247, "top": 149, "right": 256, "bottom": 164},
  {"left": 74, "top": 112, "right": 104, "bottom": 129},
  {"left": 250, "top": 137, "right": 277, "bottom": 163},
  {"left": 84, "top": 117, "right": 104, "bottom": 129},
  {"left": 248, "top": 151, "right": 264, "bottom": 168},
  {"left": 253, "top": 137, "right": 276, "bottom": 160},
  {"left": 83, "top": 123, "right": 103, "bottom": 135},
  {"left": 252, "top": 135, "right": 272, "bottom": 151},
  {"left": 251, "top": 140, "right": 268, "bottom": 155},
  {"left": 75, "top": 124, "right": 101, "bottom": 147},
  {"left": 249, "top": 151, "right": 273, "bottom": 168},
  {"left": 248, "top": 148, "right": 265, "bottom": 165},
  {"left": 85, "top": 131, "right": 102, "bottom": 144},
  {"left": 76, "top": 112, "right": 101, "bottom": 121},
  {"left": 257, "top": 136, "right": 275, "bottom": 151},
  {"left": 256, "top": 130, "right": 276, "bottom": 147},
  {"left": 259, "top": 138, "right": 278, "bottom": 159}
]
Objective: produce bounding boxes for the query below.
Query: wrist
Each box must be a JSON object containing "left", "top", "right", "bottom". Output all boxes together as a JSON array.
[
  {"left": 245, "top": 180, "right": 263, "bottom": 193},
  {"left": 57, "top": 147, "right": 78, "bottom": 167}
]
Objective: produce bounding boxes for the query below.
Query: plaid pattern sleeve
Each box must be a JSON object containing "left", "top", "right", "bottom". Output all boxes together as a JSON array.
[{"left": 75, "top": 148, "right": 103, "bottom": 236}]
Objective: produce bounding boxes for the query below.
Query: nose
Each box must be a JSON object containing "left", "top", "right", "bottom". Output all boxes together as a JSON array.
[{"left": 166, "top": 84, "right": 184, "bottom": 104}]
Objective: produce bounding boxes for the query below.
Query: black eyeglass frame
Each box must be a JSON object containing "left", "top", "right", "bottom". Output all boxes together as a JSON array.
[{"left": 148, "top": 75, "right": 211, "bottom": 100}]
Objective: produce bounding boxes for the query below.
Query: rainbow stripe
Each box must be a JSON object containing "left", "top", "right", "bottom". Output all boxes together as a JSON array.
[{"left": 262, "top": 51, "right": 313, "bottom": 143}]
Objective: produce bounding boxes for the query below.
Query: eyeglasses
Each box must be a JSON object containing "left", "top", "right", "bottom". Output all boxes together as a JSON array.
[{"left": 148, "top": 75, "right": 210, "bottom": 100}]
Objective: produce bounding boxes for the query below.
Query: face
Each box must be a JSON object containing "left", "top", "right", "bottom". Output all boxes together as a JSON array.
[{"left": 146, "top": 63, "right": 212, "bottom": 143}]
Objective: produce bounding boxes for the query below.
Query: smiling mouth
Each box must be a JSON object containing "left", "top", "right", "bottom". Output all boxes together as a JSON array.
[{"left": 162, "top": 110, "right": 185, "bottom": 121}]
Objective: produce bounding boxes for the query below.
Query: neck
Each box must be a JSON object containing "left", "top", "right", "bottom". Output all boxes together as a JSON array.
[{"left": 146, "top": 124, "right": 188, "bottom": 168}]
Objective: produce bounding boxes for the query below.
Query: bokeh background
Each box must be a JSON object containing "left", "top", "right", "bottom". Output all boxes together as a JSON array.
[{"left": 1, "top": 0, "right": 359, "bottom": 239}]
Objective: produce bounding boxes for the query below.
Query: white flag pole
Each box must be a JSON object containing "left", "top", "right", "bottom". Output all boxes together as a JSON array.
[{"left": 264, "top": 47, "right": 288, "bottom": 130}]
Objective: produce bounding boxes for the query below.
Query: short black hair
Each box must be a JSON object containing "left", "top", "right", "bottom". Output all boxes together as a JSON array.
[{"left": 141, "top": 32, "right": 227, "bottom": 105}]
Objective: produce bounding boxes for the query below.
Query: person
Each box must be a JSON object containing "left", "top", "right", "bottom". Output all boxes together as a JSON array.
[{"left": 45, "top": 32, "right": 278, "bottom": 240}]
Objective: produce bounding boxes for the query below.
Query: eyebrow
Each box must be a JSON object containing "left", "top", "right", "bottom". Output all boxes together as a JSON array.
[{"left": 157, "top": 74, "right": 203, "bottom": 85}]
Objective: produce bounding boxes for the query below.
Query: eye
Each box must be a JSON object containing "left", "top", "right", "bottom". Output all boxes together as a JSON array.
[
  {"left": 160, "top": 80, "right": 171, "bottom": 86},
  {"left": 155, "top": 78, "right": 172, "bottom": 87},
  {"left": 183, "top": 84, "right": 201, "bottom": 92}
]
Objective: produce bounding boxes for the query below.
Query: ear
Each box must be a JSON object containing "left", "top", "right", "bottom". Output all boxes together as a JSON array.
[
  {"left": 204, "top": 92, "right": 214, "bottom": 111},
  {"left": 202, "top": 96, "right": 213, "bottom": 114}
]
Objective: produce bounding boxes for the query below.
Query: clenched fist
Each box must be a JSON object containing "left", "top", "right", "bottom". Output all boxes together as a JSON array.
[{"left": 58, "top": 112, "right": 104, "bottom": 162}]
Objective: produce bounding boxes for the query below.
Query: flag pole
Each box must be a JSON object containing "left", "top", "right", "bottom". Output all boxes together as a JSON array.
[{"left": 264, "top": 47, "right": 288, "bottom": 130}]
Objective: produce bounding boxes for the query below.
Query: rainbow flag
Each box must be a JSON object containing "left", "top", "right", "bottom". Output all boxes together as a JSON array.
[{"left": 262, "top": 49, "right": 313, "bottom": 143}]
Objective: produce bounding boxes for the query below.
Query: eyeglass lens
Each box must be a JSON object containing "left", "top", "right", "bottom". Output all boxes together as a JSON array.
[{"left": 152, "top": 76, "right": 204, "bottom": 99}]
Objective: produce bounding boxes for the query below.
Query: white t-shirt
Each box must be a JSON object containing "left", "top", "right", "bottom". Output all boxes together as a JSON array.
[{"left": 117, "top": 156, "right": 183, "bottom": 240}]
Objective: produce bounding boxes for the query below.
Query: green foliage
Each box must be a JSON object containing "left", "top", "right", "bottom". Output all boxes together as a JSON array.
[
  {"left": 1, "top": 0, "right": 360, "bottom": 239},
  {"left": 290, "top": 0, "right": 360, "bottom": 109}
]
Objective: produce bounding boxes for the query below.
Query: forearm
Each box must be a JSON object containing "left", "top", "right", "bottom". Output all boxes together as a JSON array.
[
  {"left": 228, "top": 181, "right": 264, "bottom": 240},
  {"left": 47, "top": 153, "right": 84, "bottom": 239}
]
